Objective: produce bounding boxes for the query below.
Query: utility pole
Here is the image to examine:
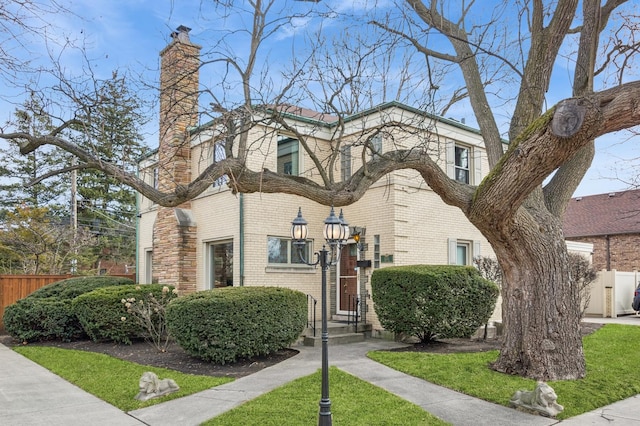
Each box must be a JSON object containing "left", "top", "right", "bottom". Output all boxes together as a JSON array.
[{"left": 70, "top": 167, "right": 77, "bottom": 274}]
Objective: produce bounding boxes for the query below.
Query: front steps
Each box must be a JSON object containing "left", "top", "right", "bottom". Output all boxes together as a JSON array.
[{"left": 302, "top": 321, "right": 372, "bottom": 346}]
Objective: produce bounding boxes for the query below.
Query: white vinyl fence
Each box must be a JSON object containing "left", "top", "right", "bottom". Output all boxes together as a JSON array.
[{"left": 585, "top": 270, "right": 640, "bottom": 318}]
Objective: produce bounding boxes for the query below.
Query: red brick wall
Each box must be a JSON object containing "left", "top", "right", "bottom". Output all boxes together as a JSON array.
[{"left": 568, "top": 234, "right": 640, "bottom": 271}]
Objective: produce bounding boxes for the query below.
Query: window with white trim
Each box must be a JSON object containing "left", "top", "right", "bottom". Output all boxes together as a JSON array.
[
  {"left": 455, "top": 146, "right": 470, "bottom": 183},
  {"left": 341, "top": 145, "right": 352, "bottom": 180},
  {"left": 267, "top": 236, "right": 311, "bottom": 266},
  {"left": 207, "top": 240, "right": 233, "bottom": 288},
  {"left": 210, "top": 140, "right": 228, "bottom": 187},
  {"left": 448, "top": 238, "right": 481, "bottom": 266},
  {"left": 277, "top": 136, "right": 299, "bottom": 176},
  {"left": 446, "top": 142, "right": 482, "bottom": 185},
  {"left": 373, "top": 234, "right": 381, "bottom": 269},
  {"left": 144, "top": 249, "right": 153, "bottom": 284},
  {"left": 370, "top": 134, "right": 382, "bottom": 159}
]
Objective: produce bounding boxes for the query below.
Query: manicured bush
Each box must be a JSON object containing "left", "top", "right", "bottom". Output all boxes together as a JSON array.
[
  {"left": 26, "top": 276, "right": 134, "bottom": 300},
  {"left": 166, "top": 286, "right": 306, "bottom": 364},
  {"left": 72, "top": 284, "right": 177, "bottom": 345},
  {"left": 371, "top": 265, "right": 499, "bottom": 342},
  {"left": 3, "top": 276, "right": 134, "bottom": 342}
]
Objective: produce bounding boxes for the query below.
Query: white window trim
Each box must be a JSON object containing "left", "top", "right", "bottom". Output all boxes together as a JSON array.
[
  {"left": 448, "top": 238, "right": 481, "bottom": 265},
  {"left": 206, "top": 239, "right": 234, "bottom": 289},
  {"left": 446, "top": 141, "right": 482, "bottom": 185},
  {"left": 209, "top": 140, "right": 228, "bottom": 188},
  {"left": 370, "top": 134, "right": 383, "bottom": 159},
  {"left": 341, "top": 145, "right": 352, "bottom": 180},
  {"left": 144, "top": 249, "right": 153, "bottom": 284},
  {"left": 266, "top": 236, "right": 314, "bottom": 269},
  {"left": 277, "top": 135, "right": 300, "bottom": 176}
]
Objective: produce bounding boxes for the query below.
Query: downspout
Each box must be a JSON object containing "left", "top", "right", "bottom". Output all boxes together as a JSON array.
[
  {"left": 239, "top": 193, "right": 244, "bottom": 286},
  {"left": 135, "top": 168, "right": 140, "bottom": 284},
  {"left": 606, "top": 235, "right": 611, "bottom": 271}
]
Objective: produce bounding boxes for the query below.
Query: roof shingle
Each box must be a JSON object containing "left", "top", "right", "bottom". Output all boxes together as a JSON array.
[{"left": 563, "top": 189, "right": 640, "bottom": 237}]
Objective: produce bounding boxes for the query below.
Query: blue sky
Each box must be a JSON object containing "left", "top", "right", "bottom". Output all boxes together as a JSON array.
[{"left": 1, "top": 0, "right": 636, "bottom": 197}]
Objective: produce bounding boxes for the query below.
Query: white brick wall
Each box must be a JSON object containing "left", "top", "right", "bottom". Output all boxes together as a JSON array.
[{"left": 138, "top": 103, "right": 501, "bottom": 334}]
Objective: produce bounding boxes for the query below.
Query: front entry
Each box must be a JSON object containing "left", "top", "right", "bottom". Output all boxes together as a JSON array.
[{"left": 338, "top": 243, "right": 358, "bottom": 312}]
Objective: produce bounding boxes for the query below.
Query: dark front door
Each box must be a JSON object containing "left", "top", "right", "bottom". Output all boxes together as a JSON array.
[{"left": 339, "top": 244, "right": 358, "bottom": 311}]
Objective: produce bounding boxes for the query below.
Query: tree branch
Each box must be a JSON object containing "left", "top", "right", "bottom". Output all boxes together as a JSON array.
[{"left": 472, "top": 81, "right": 640, "bottom": 221}]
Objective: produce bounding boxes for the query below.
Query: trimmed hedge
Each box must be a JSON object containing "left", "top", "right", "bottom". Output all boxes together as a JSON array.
[
  {"left": 166, "top": 286, "right": 306, "bottom": 364},
  {"left": 25, "top": 276, "right": 134, "bottom": 300},
  {"left": 3, "top": 276, "right": 134, "bottom": 342},
  {"left": 71, "top": 284, "right": 176, "bottom": 344},
  {"left": 371, "top": 265, "right": 499, "bottom": 342}
]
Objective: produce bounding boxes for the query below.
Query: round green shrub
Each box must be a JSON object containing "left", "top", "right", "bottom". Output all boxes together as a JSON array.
[
  {"left": 3, "top": 276, "right": 134, "bottom": 342},
  {"left": 166, "top": 286, "right": 306, "bottom": 364},
  {"left": 72, "top": 284, "right": 176, "bottom": 344},
  {"left": 371, "top": 265, "right": 499, "bottom": 342}
]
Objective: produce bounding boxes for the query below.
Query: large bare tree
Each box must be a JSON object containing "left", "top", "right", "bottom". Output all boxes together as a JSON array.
[{"left": 2, "top": 0, "right": 640, "bottom": 380}]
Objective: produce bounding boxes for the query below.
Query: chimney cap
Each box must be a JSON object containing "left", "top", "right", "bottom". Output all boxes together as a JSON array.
[{"left": 171, "top": 25, "right": 192, "bottom": 43}]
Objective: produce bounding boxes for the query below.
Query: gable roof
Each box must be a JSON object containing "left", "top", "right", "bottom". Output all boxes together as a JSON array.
[{"left": 563, "top": 189, "right": 640, "bottom": 238}]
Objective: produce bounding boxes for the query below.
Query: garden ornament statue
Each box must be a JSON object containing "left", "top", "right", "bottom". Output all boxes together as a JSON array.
[
  {"left": 134, "top": 371, "right": 180, "bottom": 401},
  {"left": 509, "top": 381, "right": 564, "bottom": 417}
]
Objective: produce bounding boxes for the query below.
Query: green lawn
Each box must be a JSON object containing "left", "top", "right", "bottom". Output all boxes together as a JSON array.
[
  {"left": 15, "top": 345, "right": 447, "bottom": 425},
  {"left": 203, "top": 367, "right": 448, "bottom": 426},
  {"left": 14, "top": 324, "right": 639, "bottom": 423},
  {"left": 369, "top": 324, "right": 640, "bottom": 419},
  {"left": 13, "top": 346, "right": 233, "bottom": 412}
]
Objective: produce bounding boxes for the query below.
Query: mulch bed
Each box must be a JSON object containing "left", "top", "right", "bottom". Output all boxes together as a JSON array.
[
  {"left": 0, "top": 322, "right": 603, "bottom": 378},
  {"left": 0, "top": 334, "right": 298, "bottom": 378}
]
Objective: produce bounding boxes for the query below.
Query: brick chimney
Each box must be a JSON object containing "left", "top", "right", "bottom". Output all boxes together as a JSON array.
[{"left": 152, "top": 26, "right": 201, "bottom": 293}]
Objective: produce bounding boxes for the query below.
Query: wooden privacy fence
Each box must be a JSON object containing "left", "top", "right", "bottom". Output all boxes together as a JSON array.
[{"left": 0, "top": 274, "right": 136, "bottom": 331}]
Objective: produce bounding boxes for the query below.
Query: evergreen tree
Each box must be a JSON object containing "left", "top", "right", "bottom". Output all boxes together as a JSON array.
[
  {"left": 0, "top": 94, "right": 71, "bottom": 216},
  {"left": 73, "top": 72, "right": 148, "bottom": 273}
]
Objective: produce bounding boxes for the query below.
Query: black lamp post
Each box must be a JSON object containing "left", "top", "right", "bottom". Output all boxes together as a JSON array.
[{"left": 291, "top": 206, "right": 349, "bottom": 426}]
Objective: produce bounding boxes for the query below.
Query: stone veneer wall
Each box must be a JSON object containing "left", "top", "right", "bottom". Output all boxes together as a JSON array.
[{"left": 152, "top": 27, "right": 201, "bottom": 293}]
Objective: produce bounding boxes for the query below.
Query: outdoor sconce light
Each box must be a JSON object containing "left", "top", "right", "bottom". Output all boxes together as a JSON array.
[{"left": 290, "top": 206, "right": 350, "bottom": 426}]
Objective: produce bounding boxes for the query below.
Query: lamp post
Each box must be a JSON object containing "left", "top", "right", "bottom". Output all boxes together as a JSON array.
[{"left": 291, "top": 206, "right": 349, "bottom": 426}]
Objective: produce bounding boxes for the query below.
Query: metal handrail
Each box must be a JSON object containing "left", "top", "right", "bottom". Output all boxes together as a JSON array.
[
  {"left": 346, "top": 290, "right": 369, "bottom": 332},
  {"left": 307, "top": 294, "right": 317, "bottom": 337}
]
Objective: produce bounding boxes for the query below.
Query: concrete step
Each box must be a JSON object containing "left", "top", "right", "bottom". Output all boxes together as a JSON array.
[
  {"left": 303, "top": 332, "right": 365, "bottom": 346},
  {"left": 301, "top": 321, "right": 372, "bottom": 346},
  {"left": 304, "top": 322, "right": 371, "bottom": 336}
]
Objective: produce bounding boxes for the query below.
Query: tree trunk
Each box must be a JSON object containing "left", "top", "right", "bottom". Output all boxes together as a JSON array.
[{"left": 487, "top": 205, "right": 585, "bottom": 380}]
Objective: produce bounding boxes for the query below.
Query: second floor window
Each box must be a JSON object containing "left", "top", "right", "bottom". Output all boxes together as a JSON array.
[
  {"left": 211, "top": 141, "right": 228, "bottom": 187},
  {"left": 446, "top": 141, "right": 481, "bottom": 185},
  {"left": 455, "top": 145, "right": 470, "bottom": 184},
  {"left": 370, "top": 134, "right": 382, "bottom": 159},
  {"left": 278, "top": 136, "right": 299, "bottom": 175},
  {"left": 341, "top": 145, "right": 352, "bottom": 180}
]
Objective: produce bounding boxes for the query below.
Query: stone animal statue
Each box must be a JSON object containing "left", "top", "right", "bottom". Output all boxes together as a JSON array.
[
  {"left": 509, "top": 381, "right": 564, "bottom": 417},
  {"left": 134, "top": 371, "right": 180, "bottom": 401}
]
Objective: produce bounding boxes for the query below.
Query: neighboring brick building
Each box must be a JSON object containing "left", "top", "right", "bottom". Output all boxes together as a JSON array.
[
  {"left": 137, "top": 27, "right": 496, "bottom": 332},
  {"left": 564, "top": 190, "right": 640, "bottom": 271}
]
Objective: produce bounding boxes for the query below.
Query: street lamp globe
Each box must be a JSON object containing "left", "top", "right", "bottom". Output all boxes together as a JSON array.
[
  {"left": 323, "top": 206, "right": 344, "bottom": 245},
  {"left": 291, "top": 207, "right": 309, "bottom": 243},
  {"left": 338, "top": 209, "right": 349, "bottom": 244}
]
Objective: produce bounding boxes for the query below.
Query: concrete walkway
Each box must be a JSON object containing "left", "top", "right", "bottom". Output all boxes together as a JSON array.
[{"left": 2, "top": 316, "right": 640, "bottom": 425}]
